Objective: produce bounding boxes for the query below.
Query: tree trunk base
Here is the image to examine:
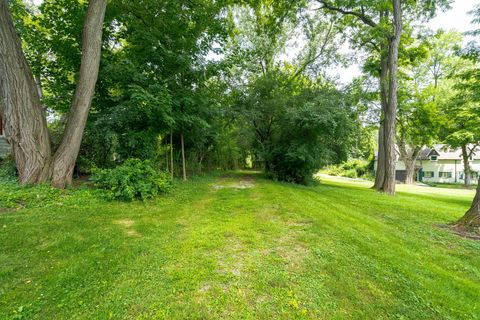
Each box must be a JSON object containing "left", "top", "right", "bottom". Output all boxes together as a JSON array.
[
  {"left": 454, "top": 205, "right": 480, "bottom": 236},
  {"left": 451, "top": 225, "right": 480, "bottom": 240}
]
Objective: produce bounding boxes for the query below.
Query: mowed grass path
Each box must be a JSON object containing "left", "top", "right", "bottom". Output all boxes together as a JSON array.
[{"left": 0, "top": 173, "right": 479, "bottom": 319}]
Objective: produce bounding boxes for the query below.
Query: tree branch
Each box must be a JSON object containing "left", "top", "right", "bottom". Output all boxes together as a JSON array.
[
  {"left": 317, "top": 0, "right": 377, "bottom": 28},
  {"left": 292, "top": 18, "right": 336, "bottom": 79}
]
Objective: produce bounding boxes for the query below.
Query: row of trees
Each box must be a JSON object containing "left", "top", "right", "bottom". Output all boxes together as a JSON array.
[
  {"left": 1, "top": 0, "right": 364, "bottom": 185},
  {"left": 0, "top": 0, "right": 479, "bottom": 231},
  {"left": 1, "top": 0, "right": 107, "bottom": 187}
]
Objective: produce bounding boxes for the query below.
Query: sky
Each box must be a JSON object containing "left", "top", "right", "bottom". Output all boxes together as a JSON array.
[
  {"left": 30, "top": 0, "right": 480, "bottom": 33},
  {"left": 429, "top": 0, "right": 478, "bottom": 34},
  {"left": 31, "top": 0, "right": 479, "bottom": 83},
  {"left": 332, "top": 0, "right": 480, "bottom": 83}
]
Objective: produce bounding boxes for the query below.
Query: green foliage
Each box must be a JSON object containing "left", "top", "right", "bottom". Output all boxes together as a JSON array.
[
  {"left": 0, "top": 156, "right": 17, "bottom": 183},
  {"left": 438, "top": 58, "right": 480, "bottom": 149},
  {"left": 395, "top": 31, "right": 460, "bottom": 151},
  {"left": 237, "top": 70, "right": 356, "bottom": 184},
  {"left": 0, "top": 181, "right": 100, "bottom": 209},
  {"left": 91, "top": 159, "right": 172, "bottom": 201},
  {"left": 80, "top": 84, "right": 173, "bottom": 170},
  {"left": 322, "top": 159, "right": 373, "bottom": 179}
]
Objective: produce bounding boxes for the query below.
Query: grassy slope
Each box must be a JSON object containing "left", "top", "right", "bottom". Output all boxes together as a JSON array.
[{"left": 0, "top": 173, "right": 479, "bottom": 319}]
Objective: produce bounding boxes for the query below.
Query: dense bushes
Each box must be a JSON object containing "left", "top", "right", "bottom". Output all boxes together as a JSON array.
[
  {"left": 322, "top": 159, "right": 373, "bottom": 179},
  {"left": 0, "top": 156, "right": 17, "bottom": 182},
  {"left": 237, "top": 71, "right": 356, "bottom": 184},
  {"left": 0, "top": 158, "right": 172, "bottom": 207},
  {"left": 91, "top": 159, "right": 172, "bottom": 201}
]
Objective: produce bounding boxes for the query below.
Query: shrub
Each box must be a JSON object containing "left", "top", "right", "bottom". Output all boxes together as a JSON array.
[
  {"left": 91, "top": 159, "right": 172, "bottom": 201},
  {"left": 343, "top": 168, "right": 358, "bottom": 178},
  {"left": 0, "top": 156, "right": 17, "bottom": 182},
  {"left": 322, "top": 159, "right": 373, "bottom": 180}
]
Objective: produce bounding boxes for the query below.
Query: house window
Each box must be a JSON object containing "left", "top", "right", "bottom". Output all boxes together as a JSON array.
[
  {"left": 439, "top": 172, "right": 452, "bottom": 178},
  {"left": 424, "top": 171, "right": 434, "bottom": 178},
  {"left": 472, "top": 172, "right": 479, "bottom": 180},
  {"left": 430, "top": 155, "right": 438, "bottom": 161}
]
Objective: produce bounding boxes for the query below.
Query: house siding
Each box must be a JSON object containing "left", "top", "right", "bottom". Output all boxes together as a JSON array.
[
  {"left": 421, "top": 160, "right": 457, "bottom": 183},
  {"left": 375, "top": 158, "right": 480, "bottom": 184}
]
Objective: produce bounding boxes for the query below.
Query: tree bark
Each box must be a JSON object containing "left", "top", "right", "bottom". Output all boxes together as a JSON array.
[
  {"left": 461, "top": 145, "right": 471, "bottom": 187},
  {"left": 0, "top": 0, "right": 52, "bottom": 184},
  {"left": 51, "top": 0, "right": 107, "bottom": 188},
  {"left": 402, "top": 147, "right": 420, "bottom": 185},
  {"left": 397, "top": 131, "right": 420, "bottom": 185},
  {"left": 170, "top": 130, "right": 174, "bottom": 180},
  {"left": 165, "top": 136, "right": 169, "bottom": 173},
  {"left": 181, "top": 132, "right": 187, "bottom": 181},
  {"left": 373, "top": 44, "right": 389, "bottom": 190},
  {"left": 456, "top": 177, "right": 480, "bottom": 232},
  {"left": 404, "top": 158, "right": 415, "bottom": 184},
  {"left": 379, "top": 0, "right": 402, "bottom": 195},
  {"left": 374, "top": 122, "right": 386, "bottom": 189}
]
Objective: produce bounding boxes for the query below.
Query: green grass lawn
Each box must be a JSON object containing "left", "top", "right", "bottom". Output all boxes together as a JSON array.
[{"left": 1, "top": 172, "right": 479, "bottom": 319}]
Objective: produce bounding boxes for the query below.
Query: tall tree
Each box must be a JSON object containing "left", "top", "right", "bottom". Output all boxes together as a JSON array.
[
  {"left": 441, "top": 79, "right": 480, "bottom": 187},
  {"left": 395, "top": 31, "right": 457, "bottom": 184},
  {"left": 0, "top": 0, "right": 107, "bottom": 187},
  {"left": 317, "top": 0, "right": 450, "bottom": 194},
  {"left": 435, "top": 33, "right": 480, "bottom": 187},
  {"left": 455, "top": 3, "right": 480, "bottom": 233},
  {"left": 51, "top": 0, "right": 107, "bottom": 188},
  {"left": 382, "top": 0, "right": 402, "bottom": 194},
  {"left": 0, "top": 0, "right": 52, "bottom": 184},
  {"left": 317, "top": 0, "right": 402, "bottom": 194}
]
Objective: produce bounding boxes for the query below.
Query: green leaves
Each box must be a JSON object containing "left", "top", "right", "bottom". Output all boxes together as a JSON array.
[
  {"left": 237, "top": 69, "right": 355, "bottom": 184},
  {"left": 91, "top": 159, "right": 172, "bottom": 201}
]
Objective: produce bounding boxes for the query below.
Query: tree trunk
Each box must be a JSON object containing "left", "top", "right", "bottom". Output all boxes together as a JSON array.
[
  {"left": 397, "top": 134, "right": 420, "bottom": 185},
  {"left": 373, "top": 41, "right": 389, "bottom": 190},
  {"left": 456, "top": 177, "right": 480, "bottom": 232},
  {"left": 35, "top": 74, "right": 44, "bottom": 100},
  {"left": 51, "top": 0, "right": 107, "bottom": 188},
  {"left": 404, "top": 157, "right": 416, "bottom": 185},
  {"left": 170, "top": 130, "right": 174, "bottom": 180},
  {"left": 461, "top": 145, "right": 471, "bottom": 187},
  {"left": 374, "top": 122, "right": 386, "bottom": 189},
  {"left": 0, "top": 0, "right": 52, "bottom": 184},
  {"left": 181, "top": 132, "right": 187, "bottom": 181},
  {"left": 380, "top": 0, "right": 402, "bottom": 195},
  {"left": 165, "top": 136, "right": 169, "bottom": 173}
]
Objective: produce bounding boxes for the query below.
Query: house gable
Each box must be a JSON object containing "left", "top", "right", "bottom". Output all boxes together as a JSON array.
[{"left": 427, "top": 149, "right": 440, "bottom": 157}]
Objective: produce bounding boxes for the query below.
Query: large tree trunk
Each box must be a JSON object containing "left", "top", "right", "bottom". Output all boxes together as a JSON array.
[
  {"left": 379, "top": 0, "right": 402, "bottom": 195},
  {"left": 0, "top": 0, "right": 52, "bottom": 184},
  {"left": 181, "top": 132, "right": 187, "bottom": 181},
  {"left": 373, "top": 45, "right": 389, "bottom": 190},
  {"left": 170, "top": 130, "right": 174, "bottom": 180},
  {"left": 397, "top": 133, "right": 420, "bottom": 185},
  {"left": 374, "top": 123, "right": 386, "bottom": 188},
  {"left": 404, "top": 158, "right": 415, "bottom": 184},
  {"left": 461, "top": 145, "right": 471, "bottom": 187},
  {"left": 51, "top": 0, "right": 107, "bottom": 188},
  {"left": 402, "top": 147, "right": 420, "bottom": 185},
  {"left": 456, "top": 177, "right": 480, "bottom": 232}
]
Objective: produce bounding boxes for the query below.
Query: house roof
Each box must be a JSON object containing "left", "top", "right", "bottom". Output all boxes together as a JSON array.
[
  {"left": 419, "top": 144, "right": 480, "bottom": 160},
  {"left": 375, "top": 144, "right": 480, "bottom": 161}
]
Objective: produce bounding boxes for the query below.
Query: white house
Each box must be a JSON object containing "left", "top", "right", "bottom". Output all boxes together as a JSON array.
[{"left": 375, "top": 144, "right": 480, "bottom": 184}]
